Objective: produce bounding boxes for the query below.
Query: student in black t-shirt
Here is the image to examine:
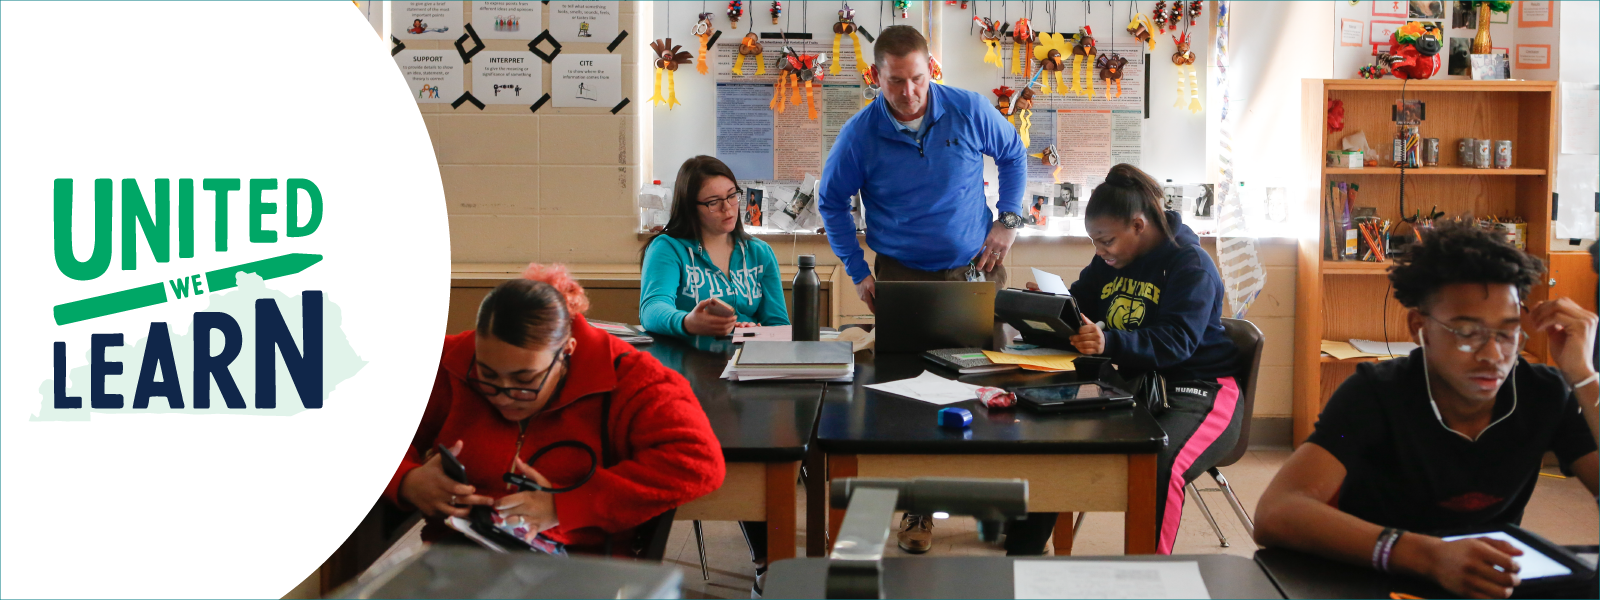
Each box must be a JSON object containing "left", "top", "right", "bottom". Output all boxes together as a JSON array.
[{"left": 1254, "top": 223, "right": 1599, "bottom": 600}]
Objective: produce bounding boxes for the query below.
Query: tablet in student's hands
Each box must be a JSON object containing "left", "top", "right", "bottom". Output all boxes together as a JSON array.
[{"left": 1441, "top": 531, "right": 1572, "bottom": 579}]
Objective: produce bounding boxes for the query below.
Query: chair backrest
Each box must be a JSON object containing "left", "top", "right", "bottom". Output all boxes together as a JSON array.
[{"left": 1216, "top": 318, "right": 1265, "bottom": 468}]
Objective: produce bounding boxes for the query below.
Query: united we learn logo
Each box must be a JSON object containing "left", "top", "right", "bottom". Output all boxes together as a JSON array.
[{"left": 38, "top": 178, "right": 365, "bottom": 421}]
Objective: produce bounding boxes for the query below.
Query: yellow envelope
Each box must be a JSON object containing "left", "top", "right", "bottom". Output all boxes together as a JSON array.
[
  {"left": 1320, "top": 340, "right": 1397, "bottom": 360},
  {"left": 982, "top": 350, "right": 1079, "bottom": 371}
]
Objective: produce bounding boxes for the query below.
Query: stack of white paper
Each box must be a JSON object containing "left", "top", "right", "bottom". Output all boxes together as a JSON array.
[
  {"left": 864, "top": 371, "right": 984, "bottom": 405},
  {"left": 1349, "top": 339, "right": 1418, "bottom": 356},
  {"left": 1013, "top": 560, "right": 1211, "bottom": 599},
  {"left": 719, "top": 349, "right": 855, "bottom": 382}
]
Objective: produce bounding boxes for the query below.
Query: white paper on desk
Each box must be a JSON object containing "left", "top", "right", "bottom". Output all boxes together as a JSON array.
[
  {"left": 1349, "top": 339, "right": 1418, "bottom": 356},
  {"left": 1031, "top": 268, "right": 1071, "bottom": 295},
  {"left": 864, "top": 370, "right": 982, "bottom": 405},
  {"left": 1014, "top": 560, "right": 1211, "bottom": 599}
]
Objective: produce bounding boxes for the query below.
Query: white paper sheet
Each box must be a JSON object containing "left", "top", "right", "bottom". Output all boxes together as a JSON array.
[
  {"left": 1561, "top": 84, "right": 1599, "bottom": 155},
  {"left": 1031, "top": 268, "right": 1071, "bottom": 295},
  {"left": 1349, "top": 339, "right": 1419, "bottom": 356},
  {"left": 1013, "top": 560, "right": 1211, "bottom": 600},
  {"left": 864, "top": 370, "right": 982, "bottom": 405}
]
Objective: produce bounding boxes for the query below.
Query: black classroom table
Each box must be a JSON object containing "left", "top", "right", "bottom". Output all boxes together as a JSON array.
[
  {"left": 809, "top": 351, "right": 1171, "bottom": 556},
  {"left": 764, "top": 554, "right": 1285, "bottom": 599},
  {"left": 642, "top": 335, "right": 825, "bottom": 562}
]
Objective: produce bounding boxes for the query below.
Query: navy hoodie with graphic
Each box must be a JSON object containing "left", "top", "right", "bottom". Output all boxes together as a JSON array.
[{"left": 1068, "top": 211, "right": 1237, "bottom": 382}]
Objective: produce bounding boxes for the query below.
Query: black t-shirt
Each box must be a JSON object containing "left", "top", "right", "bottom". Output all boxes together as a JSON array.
[{"left": 1307, "top": 351, "right": 1597, "bottom": 534}]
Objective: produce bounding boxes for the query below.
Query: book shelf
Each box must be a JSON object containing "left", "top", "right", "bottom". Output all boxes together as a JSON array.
[{"left": 1292, "top": 79, "right": 1558, "bottom": 446}]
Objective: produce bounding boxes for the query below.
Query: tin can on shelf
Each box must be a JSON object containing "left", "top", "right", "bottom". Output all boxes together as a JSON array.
[
  {"left": 1458, "top": 138, "right": 1476, "bottom": 167},
  {"left": 1493, "top": 140, "right": 1512, "bottom": 169},
  {"left": 1474, "top": 139, "right": 1492, "bottom": 169},
  {"left": 1423, "top": 138, "right": 1440, "bottom": 166}
]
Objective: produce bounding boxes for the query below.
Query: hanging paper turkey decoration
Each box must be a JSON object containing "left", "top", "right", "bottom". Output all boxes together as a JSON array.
[
  {"left": 831, "top": 3, "right": 862, "bottom": 75},
  {"left": 648, "top": 39, "right": 694, "bottom": 109},
  {"left": 734, "top": 32, "right": 765, "bottom": 76},
  {"left": 1069, "top": 27, "right": 1097, "bottom": 97},
  {"left": 1013, "top": 87, "right": 1037, "bottom": 149},
  {"left": 783, "top": 47, "right": 828, "bottom": 120},
  {"left": 993, "top": 85, "right": 1016, "bottom": 123},
  {"left": 974, "top": 17, "right": 1004, "bottom": 69},
  {"left": 1097, "top": 53, "right": 1129, "bottom": 98},
  {"left": 1172, "top": 33, "right": 1202, "bottom": 113},
  {"left": 1030, "top": 145, "right": 1062, "bottom": 183},
  {"left": 693, "top": 13, "right": 715, "bottom": 75},
  {"left": 1127, "top": 12, "right": 1155, "bottom": 50},
  {"left": 1033, "top": 32, "right": 1070, "bottom": 95},
  {"left": 1011, "top": 18, "right": 1033, "bottom": 78}
]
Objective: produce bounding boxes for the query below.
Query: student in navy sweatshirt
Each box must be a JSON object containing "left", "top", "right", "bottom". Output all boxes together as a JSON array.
[{"left": 1013, "top": 163, "right": 1240, "bottom": 555}]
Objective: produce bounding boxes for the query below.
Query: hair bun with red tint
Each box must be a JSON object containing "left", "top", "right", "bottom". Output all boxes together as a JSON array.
[{"left": 520, "top": 263, "right": 592, "bottom": 316}]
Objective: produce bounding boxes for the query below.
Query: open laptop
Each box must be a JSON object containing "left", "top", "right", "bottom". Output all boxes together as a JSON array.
[{"left": 873, "top": 281, "right": 997, "bottom": 353}]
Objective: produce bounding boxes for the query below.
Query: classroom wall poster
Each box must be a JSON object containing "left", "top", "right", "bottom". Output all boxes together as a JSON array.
[
  {"left": 1518, "top": 1, "right": 1553, "bottom": 27},
  {"left": 473, "top": 1, "right": 544, "bottom": 40},
  {"left": 1373, "top": 0, "right": 1407, "bottom": 18},
  {"left": 472, "top": 50, "right": 543, "bottom": 104},
  {"left": 394, "top": 49, "right": 465, "bottom": 104},
  {"left": 773, "top": 94, "right": 823, "bottom": 182},
  {"left": 715, "top": 83, "right": 776, "bottom": 181},
  {"left": 1514, "top": 44, "right": 1551, "bottom": 69},
  {"left": 1340, "top": 19, "right": 1365, "bottom": 46},
  {"left": 548, "top": 1, "right": 618, "bottom": 44},
  {"left": 551, "top": 53, "right": 621, "bottom": 108},
  {"left": 391, "top": 1, "right": 463, "bottom": 40}
]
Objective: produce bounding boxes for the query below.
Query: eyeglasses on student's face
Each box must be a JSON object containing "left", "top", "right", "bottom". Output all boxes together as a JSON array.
[
  {"left": 695, "top": 188, "right": 743, "bottom": 212},
  {"left": 1423, "top": 313, "right": 1528, "bottom": 355},
  {"left": 466, "top": 350, "right": 563, "bottom": 402}
]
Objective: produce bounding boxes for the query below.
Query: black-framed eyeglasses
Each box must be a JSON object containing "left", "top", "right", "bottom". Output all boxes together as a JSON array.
[
  {"left": 1422, "top": 312, "right": 1528, "bottom": 355},
  {"left": 466, "top": 350, "right": 564, "bottom": 402},
  {"left": 695, "top": 188, "right": 744, "bottom": 211}
]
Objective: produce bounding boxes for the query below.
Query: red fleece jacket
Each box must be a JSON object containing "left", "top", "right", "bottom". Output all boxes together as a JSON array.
[{"left": 383, "top": 315, "right": 725, "bottom": 552}]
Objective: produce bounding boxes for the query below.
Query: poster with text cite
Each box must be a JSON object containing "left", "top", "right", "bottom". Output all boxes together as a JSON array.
[
  {"left": 552, "top": 54, "right": 621, "bottom": 108},
  {"left": 392, "top": 1, "right": 463, "bottom": 40},
  {"left": 395, "top": 50, "right": 464, "bottom": 104},
  {"left": 473, "top": 1, "right": 544, "bottom": 40},
  {"left": 473, "top": 51, "right": 543, "bottom": 104},
  {"left": 549, "top": 1, "right": 618, "bottom": 44}
]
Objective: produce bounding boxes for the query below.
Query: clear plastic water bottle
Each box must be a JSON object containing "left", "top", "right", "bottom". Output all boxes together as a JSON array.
[{"left": 638, "top": 179, "right": 670, "bottom": 230}]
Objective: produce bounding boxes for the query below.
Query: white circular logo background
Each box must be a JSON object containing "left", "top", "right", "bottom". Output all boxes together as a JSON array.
[{"left": 1, "top": 2, "right": 449, "bottom": 597}]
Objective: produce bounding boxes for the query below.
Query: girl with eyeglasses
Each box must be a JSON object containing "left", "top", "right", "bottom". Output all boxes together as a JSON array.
[
  {"left": 387, "top": 266, "right": 725, "bottom": 556},
  {"left": 639, "top": 155, "right": 790, "bottom": 339}
]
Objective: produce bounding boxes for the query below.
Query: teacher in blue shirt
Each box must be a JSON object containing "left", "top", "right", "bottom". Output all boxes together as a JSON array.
[{"left": 817, "top": 25, "right": 1028, "bottom": 314}]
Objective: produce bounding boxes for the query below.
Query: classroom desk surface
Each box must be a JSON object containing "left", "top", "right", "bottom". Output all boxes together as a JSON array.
[
  {"left": 1255, "top": 546, "right": 1600, "bottom": 599},
  {"left": 641, "top": 335, "right": 822, "bottom": 462},
  {"left": 641, "top": 335, "right": 823, "bottom": 562},
  {"left": 810, "top": 352, "right": 1170, "bottom": 556},
  {"left": 816, "top": 352, "right": 1168, "bottom": 454},
  {"left": 763, "top": 555, "right": 1284, "bottom": 599}
]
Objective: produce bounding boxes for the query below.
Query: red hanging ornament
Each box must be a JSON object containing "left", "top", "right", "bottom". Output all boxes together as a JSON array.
[{"left": 1152, "top": 1, "right": 1169, "bottom": 33}]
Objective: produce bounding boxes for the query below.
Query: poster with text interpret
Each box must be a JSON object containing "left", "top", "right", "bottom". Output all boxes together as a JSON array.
[
  {"left": 472, "top": 51, "right": 542, "bottom": 104},
  {"left": 391, "top": 1, "right": 463, "bottom": 40},
  {"left": 472, "top": 1, "right": 543, "bottom": 40}
]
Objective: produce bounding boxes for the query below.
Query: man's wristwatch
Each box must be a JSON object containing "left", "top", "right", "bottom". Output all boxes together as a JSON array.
[{"left": 998, "top": 211, "right": 1024, "bottom": 229}]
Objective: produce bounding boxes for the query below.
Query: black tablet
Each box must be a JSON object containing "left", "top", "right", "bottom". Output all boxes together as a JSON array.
[
  {"left": 1014, "top": 380, "right": 1135, "bottom": 413},
  {"left": 1438, "top": 524, "right": 1596, "bottom": 587}
]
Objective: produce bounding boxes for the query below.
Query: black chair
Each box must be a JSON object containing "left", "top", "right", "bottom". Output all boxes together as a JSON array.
[
  {"left": 1185, "top": 317, "right": 1265, "bottom": 548},
  {"left": 630, "top": 508, "right": 678, "bottom": 561}
]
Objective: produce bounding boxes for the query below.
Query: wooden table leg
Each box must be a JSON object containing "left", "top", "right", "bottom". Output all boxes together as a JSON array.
[
  {"left": 825, "top": 454, "right": 857, "bottom": 554},
  {"left": 805, "top": 445, "right": 827, "bottom": 557},
  {"left": 765, "top": 461, "right": 798, "bottom": 562},
  {"left": 1125, "top": 453, "right": 1159, "bottom": 554},
  {"left": 1052, "top": 512, "right": 1076, "bottom": 556}
]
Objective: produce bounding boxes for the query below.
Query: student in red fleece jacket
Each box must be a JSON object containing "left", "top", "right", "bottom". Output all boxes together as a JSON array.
[{"left": 385, "top": 272, "right": 725, "bottom": 556}]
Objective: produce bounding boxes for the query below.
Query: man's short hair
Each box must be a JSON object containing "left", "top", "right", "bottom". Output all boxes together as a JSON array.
[
  {"left": 873, "top": 25, "right": 929, "bottom": 66},
  {"left": 1388, "top": 220, "right": 1545, "bottom": 309}
]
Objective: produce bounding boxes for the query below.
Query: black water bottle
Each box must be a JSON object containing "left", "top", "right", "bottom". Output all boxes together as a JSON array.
[{"left": 792, "top": 255, "right": 820, "bottom": 341}]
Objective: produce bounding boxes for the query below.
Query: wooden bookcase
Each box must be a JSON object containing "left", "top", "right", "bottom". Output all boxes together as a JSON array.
[{"left": 1292, "top": 79, "right": 1558, "bottom": 445}]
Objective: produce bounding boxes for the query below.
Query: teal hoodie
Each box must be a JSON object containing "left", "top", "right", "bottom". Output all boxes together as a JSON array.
[{"left": 639, "top": 234, "right": 790, "bottom": 338}]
